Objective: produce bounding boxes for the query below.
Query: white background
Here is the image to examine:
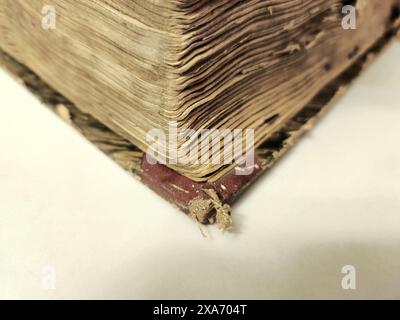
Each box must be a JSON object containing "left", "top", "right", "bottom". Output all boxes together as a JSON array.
[{"left": 0, "top": 43, "right": 399, "bottom": 299}]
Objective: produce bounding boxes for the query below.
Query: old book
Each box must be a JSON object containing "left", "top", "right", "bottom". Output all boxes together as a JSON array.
[{"left": 1, "top": 1, "right": 399, "bottom": 228}]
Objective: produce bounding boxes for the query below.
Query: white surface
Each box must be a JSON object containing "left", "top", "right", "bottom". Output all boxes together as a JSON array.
[{"left": 0, "top": 43, "right": 400, "bottom": 300}]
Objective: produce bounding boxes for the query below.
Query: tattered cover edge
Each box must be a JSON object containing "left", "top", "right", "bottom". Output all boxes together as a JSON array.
[{"left": 0, "top": 26, "right": 398, "bottom": 229}]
